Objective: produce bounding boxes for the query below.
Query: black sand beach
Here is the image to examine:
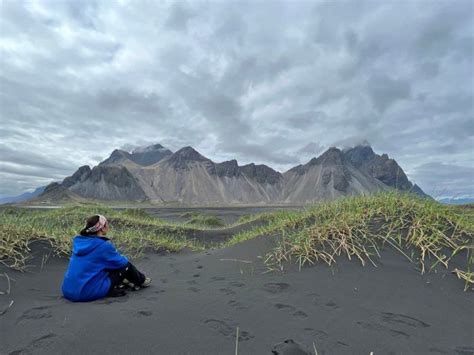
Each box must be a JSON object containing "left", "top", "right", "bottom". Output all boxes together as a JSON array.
[{"left": 1, "top": 235, "right": 473, "bottom": 355}]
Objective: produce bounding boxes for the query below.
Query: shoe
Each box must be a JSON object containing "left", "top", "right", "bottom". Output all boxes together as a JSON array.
[
  {"left": 121, "top": 279, "right": 136, "bottom": 289},
  {"left": 140, "top": 277, "right": 152, "bottom": 288}
]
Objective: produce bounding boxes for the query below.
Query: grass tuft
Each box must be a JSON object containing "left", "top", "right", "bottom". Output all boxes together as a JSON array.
[{"left": 181, "top": 212, "right": 226, "bottom": 227}]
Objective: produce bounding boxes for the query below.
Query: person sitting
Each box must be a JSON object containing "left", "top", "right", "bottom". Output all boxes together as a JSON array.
[{"left": 62, "top": 214, "right": 151, "bottom": 302}]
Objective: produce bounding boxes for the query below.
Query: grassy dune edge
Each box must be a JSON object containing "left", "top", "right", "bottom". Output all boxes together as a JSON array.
[{"left": 1, "top": 192, "right": 473, "bottom": 290}]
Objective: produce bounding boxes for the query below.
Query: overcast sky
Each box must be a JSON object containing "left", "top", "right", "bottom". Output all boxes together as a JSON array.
[{"left": 1, "top": 0, "right": 473, "bottom": 199}]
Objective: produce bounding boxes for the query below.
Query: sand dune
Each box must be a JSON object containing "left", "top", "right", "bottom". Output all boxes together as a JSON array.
[{"left": 1, "top": 235, "right": 473, "bottom": 355}]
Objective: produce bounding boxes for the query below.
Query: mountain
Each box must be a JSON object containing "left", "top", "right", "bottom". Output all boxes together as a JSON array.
[
  {"left": 131, "top": 147, "right": 283, "bottom": 204},
  {"left": 30, "top": 182, "right": 86, "bottom": 204},
  {"left": 33, "top": 142, "right": 429, "bottom": 205},
  {"left": 281, "top": 147, "right": 389, "bottom": 202},
  {"left": 0, "top": 185, "right": 47, "bottom": 205},
  {"left": 438, "top": 197, "right": 474, "bottom": 205},
  {"left": 343, "top": 145, "right": 428, "bottom": 196}
]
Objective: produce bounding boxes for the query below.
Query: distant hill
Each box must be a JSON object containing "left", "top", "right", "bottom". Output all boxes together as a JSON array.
[
  {"left": 438, "top": 198, "right": 474, "bottom": 205},
  {"left": 30, "top": 143, "right": 429, "bottom": 205},
  {"left": 0, "top": 186, "right": 46, "bottom": 205}
]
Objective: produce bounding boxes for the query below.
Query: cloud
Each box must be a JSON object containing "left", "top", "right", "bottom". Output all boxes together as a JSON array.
[
  {"left": 297, "top": 142, "right": 324, "bottom": 156},
  {"left": 409, "top": 162, "right": 474, "bottom": 198},
  {"left": 0, "top": 0, "right": 472, "bottom": 198},
  {"left": 165, "top": 1, "right": 197, "bottom": 31},
  {"left": 0, "top": 144, "right": 74, "bottom": 171},
  {"left": 367, "top": 75, "right": 412, "bottom": 113}
]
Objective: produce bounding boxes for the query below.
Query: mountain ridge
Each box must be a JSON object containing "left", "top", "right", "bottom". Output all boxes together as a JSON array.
[{"left": 31, "top": 142, "right": 429, "bottom": 205}]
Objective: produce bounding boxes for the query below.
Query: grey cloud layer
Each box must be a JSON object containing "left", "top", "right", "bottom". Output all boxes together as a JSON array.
[{"left": 0, "top": 0, "right": 473, "bottom": 198}]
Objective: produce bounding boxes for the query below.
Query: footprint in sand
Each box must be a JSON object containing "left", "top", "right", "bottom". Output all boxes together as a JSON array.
[
  {"left": 203, "top": 319, "right": 253, "bottom": 341},
  {"left": 274, "top": 303, "right": 296, "bottom": 311},
  {"left": 211, "top": 276, "right": 226, "bottom": 281},
  {"left": 380, "top": 312, "right": 430, "bottom": 328},
  {"left": 271, "top": 339, "right": 311, "bottom": 355},
  {"left": 274, "top": 304, "right": 308, "bottom": 319},
  {"left": 263, "top": 282, "right": 290, "bottom": 294},
  {"left": 10, "top": 333, "right": 57, "bottom": 354},
  {"left": 293, "top": 310, "right": 308, "bottom": 319},
  {"left": 357, "top": 321, "right": 410, "bottom": 339},
  {"left": 192, "top": 274, "right": 200, "bottom": 278},
  {"left": 302, "top": 328, "right": 350, "bottom": 351},
  {"left": 304, "top": 328, "right": 329, "bottom": 338},
  {"left": 219, "top": 287, "right": 236, "bottom": 296},
  {"left": 135, "top": 310, "right": 152, "bottom": 317},
  {"left": 228, "top": 300, "right": 247, "bottom": 310},
  {"left": 229, "top": 281, "right": 245, "bottom": 288},
  {"left": 307, "top": 292, "right": 321, "bottom": 306},
  {"left": 17, "top": 306, "right": 52, "bottom": 323},
  {"left": 454, "top": 346, "right": 474, "bottom": 355},
  {"left": 325, "top": 300, "right": 340, "bottom": 310}
]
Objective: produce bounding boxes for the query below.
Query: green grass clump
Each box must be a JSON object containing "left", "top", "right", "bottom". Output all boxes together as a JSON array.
[{"left": 182, "top": 213, "right": 226, "bottom": 227}]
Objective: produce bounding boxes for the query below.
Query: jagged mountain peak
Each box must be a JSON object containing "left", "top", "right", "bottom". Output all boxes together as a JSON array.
[
  {"left": 240, "top": 163, "right": 282, "bottom": 185},
  {"left": 343, "top": 145, "right": 376, "bottom": 166},
  {"left": 341, "top": 139, "right": 372, "bottom": 150},
  {"left": 100, "top": 149, "right": 132, "bottom": 166},
  {"left": 216, "top": 159, "right": 239, "bottom": 168},
  {"left": 110, "top": 149, "right": 130, "bottom": 159},
  {"left": 171, "top": 146, "right": 209, "bottom": 161},
  {"left": 101, "top": 144, "right": 172, "bottom": 167},
  {"left": 128, "top": 143, "right": 172, "bottom": 166},
  {"left": 307, "top": 147, "right": 345, "bottom": 166},
  {"left": 131, "top": 143, "right": 167, "bottom": 154},
  {"left": 318, "top": 147, "right": 344, "bottom": 160},
  {"left": 163, "top": 146, "right": 211, "bottom": 169}
]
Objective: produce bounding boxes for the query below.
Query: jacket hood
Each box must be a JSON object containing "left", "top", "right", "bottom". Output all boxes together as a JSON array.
[{"left": 72, "top": 236, "right": 108, "bottom": 256}]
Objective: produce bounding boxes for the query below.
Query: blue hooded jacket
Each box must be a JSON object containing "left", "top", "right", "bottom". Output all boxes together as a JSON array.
[{"left": 62, "top": 235, "right": 128, "bottom": 302}]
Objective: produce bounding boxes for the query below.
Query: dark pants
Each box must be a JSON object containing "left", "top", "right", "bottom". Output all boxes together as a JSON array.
[{"left": 106, "top": 262, "right": 145, "bottom": 296}]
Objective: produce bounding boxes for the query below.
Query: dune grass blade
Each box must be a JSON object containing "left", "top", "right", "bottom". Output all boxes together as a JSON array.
[{"left": 235, "top": 327, "right": 239, "bottom": 355}]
